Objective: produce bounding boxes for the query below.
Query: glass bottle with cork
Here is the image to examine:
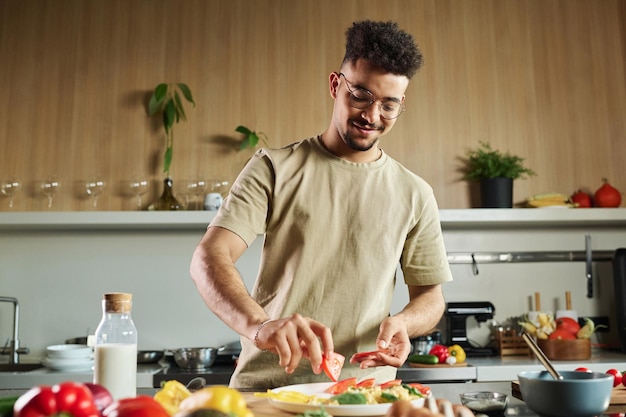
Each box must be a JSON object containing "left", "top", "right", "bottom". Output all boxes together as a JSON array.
[{"left": 94, "top": 292, "right": 138, "bottom": 400}]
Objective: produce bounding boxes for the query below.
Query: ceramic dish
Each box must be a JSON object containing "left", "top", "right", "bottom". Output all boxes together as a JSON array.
[
  {"left": 268, "top": 382, "right": 426, "bottom": 416},
  {"left": 43, "top": 356, "right": 94, "bottom": 372},
  {"left": 46, "top": 344, "right": 93, "bottom": 359}
]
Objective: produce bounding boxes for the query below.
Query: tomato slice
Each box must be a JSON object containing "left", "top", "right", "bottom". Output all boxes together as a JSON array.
[
  {"left": 408, "top": 382, "right": 432, "bottom": 396},
  {"left": 355, "top": 378, "right": 376, "bottom": 389},
  {"left": 378, "top": 379, "right": 402, "bottom": 389},
  {"left": 321, "top": 352, "right": 345, "bottom": 382},
  {"left": 351, "top": 349, "right": 390, "bottom": 363},
  {"left": 325, "top": 377, "right": 357, "bottom": 394}
]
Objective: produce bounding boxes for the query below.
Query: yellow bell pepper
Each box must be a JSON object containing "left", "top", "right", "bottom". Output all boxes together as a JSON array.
[
  {"left": 154, "top": 380, "right": 192, "bottom": 416},
  {"left": 178, "top": 386, "right": 253, "bottom": 417},
  {"left": 447, "top": 344, "right": 466, "bottom": 363}
]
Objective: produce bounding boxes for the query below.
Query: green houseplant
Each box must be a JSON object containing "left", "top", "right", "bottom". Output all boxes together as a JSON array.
[
  {"left": 462, "top": 141, "right": 536, "bottom": 208},
  {"left": 147, "top": 83, "right": 195, "bottom": 210},
  {"left": 235, "top": 125, "right": 269, "bottom": 150}
]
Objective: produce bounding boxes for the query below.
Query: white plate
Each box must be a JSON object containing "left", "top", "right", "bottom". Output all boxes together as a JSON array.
[
  {"left": 46, "top": 344, "right": 93, "bottom": 359},
  {"left": 43, "top": 357, "right": 94, "bottom": 372},
  {"left": 268, "top": 382, "right": 426, "bottom": 416}
]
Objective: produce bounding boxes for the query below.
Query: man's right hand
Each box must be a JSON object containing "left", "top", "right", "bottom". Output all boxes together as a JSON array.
[{"left": 253, "top": 313, "right": 334, "bottom": 375}]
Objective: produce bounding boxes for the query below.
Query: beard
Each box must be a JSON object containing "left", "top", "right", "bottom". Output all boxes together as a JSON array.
[{"left": 341, "top": 118, "right": 384, "bottom": 151}]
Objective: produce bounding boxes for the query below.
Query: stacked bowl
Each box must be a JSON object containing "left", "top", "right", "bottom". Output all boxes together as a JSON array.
[{"left": 43, "top": 344, "right": 94, "bottom": 371}]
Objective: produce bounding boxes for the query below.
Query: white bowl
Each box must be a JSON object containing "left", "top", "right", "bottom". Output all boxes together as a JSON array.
[{"left": 46, "top": 344, "right": 93, "bottom": 359}]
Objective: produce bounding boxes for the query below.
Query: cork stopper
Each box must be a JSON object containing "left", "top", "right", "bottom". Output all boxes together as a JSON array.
[{"left": 103, "top": 292, "right": 132, "bottom": 313}]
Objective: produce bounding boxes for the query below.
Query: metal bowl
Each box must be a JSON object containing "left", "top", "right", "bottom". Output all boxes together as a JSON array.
[
  {"left": 137, "top": 350, "right": 164, "bottom": 364},
  {"left": 459, "top": 391, "right": 508, "bottom": 414},
  {"left": 172, "top": 347, "right": 219, "bottom": 369}
]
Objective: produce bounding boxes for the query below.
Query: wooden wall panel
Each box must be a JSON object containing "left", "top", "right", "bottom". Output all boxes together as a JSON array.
[{"left": 0, "top": 0, "right": 624, "bottom": 211}]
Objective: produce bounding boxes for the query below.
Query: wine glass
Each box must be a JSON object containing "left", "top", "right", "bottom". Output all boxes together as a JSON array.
[
  {"left": 189, "top": 178, "right": 206, "bottom": 210},
  {"left": 41, "top": 177, "right": 60, "bottom": 209},
  {"left": 85, "top": 178, "right": 105, "bottom": 209},
  {"left": 208, "top": 178, "right": 230, "bottom": 197},
  {"left": 129, "top": 177, "right": 150, "bottom": 209},
  {"left": 0, "top": 177, "right": 21, "bottom": 209}
]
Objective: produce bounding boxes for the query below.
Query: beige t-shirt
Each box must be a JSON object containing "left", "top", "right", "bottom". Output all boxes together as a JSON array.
[{"left": 211, "top": 136, "right": 453, "bottom": 389}]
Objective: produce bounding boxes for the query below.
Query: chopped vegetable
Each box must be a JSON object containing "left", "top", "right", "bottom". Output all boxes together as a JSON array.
[
  {"left": 0, "top": 396, "right": 19, "bottom": 417},
  {"left": 325, "top": 377, "right": 357, "bottom": 395},
  {"left": 254, "top": 390, "right": 314, "bottom": 404},
  {"left": 295, "top": 407, "right": 332, "bottom": 417},
  {"left": 321, "top": 352, "right": 345, "bottom": 382},
  {"left": 330, "top": 392, "right": 367, "bottom": 405}
]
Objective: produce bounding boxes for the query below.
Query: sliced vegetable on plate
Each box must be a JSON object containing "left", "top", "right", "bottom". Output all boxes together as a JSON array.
[{"left": 321, "top": 352, "right": 345, "bottom": 382}]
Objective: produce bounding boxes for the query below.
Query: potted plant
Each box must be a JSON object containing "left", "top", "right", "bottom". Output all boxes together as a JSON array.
[
  {"left": 462, "top": 141, "right": 536, "bottom": 208},
  {"left": 147, "top": 83, "right": 195, "bottom": 210},
  {"left": 235, "top": 125, "right": 269, "bottom": 150}
]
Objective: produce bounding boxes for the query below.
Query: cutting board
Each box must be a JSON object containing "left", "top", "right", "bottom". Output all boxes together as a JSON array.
[{"left": 511, "top": 381, "right": 626, "bottom": 413}]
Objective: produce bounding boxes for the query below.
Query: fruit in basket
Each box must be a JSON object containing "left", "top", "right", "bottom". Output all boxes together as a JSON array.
[
  {"left": 594, "top": 178, "right": 622, "bottom": 207},
  {"left": 519, "top": 315, "right": 602, "bottom": 340}
]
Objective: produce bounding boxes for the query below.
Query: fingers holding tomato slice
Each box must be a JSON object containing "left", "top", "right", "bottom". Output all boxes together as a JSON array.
[
  {"left": 321, "top": 352, "right": 345, "bottom": 382},
  {"left": 350, "top": 349, "right": 391, "bottom": 364}
]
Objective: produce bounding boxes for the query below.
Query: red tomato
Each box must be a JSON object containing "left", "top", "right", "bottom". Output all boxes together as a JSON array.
[
  {"left": 575, "top": 367, "right": 592, "bottom": 373},
  {"left": 325, "top": 377, "right": 357, "bottom": 394},
  {"left": 355, "top": 378, "right": 376, "bottom": 389},
  {"left": 623, "top": 371, "right": 626, "bottom": 387},
  {"left": 607, "top": 369, "right": 623, "bottom": 387},
  {"left": 555, "top": 317, "right": 581, "bottom": 335},
  {"left": 408, "top": 383, "right": 432, "bottom": 396},
  {"left": 548, "top": 328, "right": 577, "bottom": 340},
  {"left": 379, "top": 379, "right": 402, "bottom": 389},
  {"left": 321, "top": 352, "right": 345, "bottom": 382},
  {"left": 351, "top": 349, "right": 390, "bottom": 363}
]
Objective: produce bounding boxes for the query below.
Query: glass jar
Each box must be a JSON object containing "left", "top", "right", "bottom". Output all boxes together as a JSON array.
[{"left": 94, "top": 292, "right": 138, "bottom": 400}]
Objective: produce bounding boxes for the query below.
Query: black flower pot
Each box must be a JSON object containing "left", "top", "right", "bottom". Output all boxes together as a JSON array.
[{"left": 480, "top": 177, "right": 513, "bottom": 208}]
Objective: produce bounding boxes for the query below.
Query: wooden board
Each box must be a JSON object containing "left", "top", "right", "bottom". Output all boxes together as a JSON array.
[
  {"left": 408, "top": 362, "right": 468, "bottom": 368},
  {"left": 511, "top": 381, "right": 626, "bottom": 413}
]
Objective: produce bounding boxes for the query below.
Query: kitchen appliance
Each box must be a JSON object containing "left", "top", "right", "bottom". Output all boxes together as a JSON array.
[{"left": 445, "top": 301, "right": 496, "bottom": 357}]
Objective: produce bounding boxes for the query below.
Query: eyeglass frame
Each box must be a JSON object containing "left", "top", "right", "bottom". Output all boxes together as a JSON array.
[{"left": 337, "top": 72, "right": 405, "bottom": 120}]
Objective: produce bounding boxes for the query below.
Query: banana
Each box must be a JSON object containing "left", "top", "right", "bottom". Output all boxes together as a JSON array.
[
  {"left": 525, "top": 193, "right": 572, "bottom": 208},
  {"left": 518, "top": 321, "right": 537, "bottom": 335}
]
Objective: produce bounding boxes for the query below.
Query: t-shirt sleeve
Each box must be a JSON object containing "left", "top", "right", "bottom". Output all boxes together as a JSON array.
[{"left": 210, "top": 149, "right": 274, "bottom": 245}]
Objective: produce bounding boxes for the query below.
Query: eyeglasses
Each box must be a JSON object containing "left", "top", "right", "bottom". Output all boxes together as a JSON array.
[{"left": 338, "top": 73, "right": 405, "bottom": 120}]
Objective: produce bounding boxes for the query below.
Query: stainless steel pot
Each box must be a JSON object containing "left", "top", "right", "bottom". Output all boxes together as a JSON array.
[
  {"left": 172, "top": 347, "right": 222, "bottom": 369},
  {"left": 137, "top": 350, "right": 165, "bottom": 364}
]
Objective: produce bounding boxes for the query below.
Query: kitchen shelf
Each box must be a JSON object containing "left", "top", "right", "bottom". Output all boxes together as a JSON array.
[{"left": 0, "top": 208, "right": 625, "bottom": 231}]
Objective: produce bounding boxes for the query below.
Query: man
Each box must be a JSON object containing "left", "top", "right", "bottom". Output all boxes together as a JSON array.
[{"left": 190, "top": 20, "right": 453, "bottom": 390}]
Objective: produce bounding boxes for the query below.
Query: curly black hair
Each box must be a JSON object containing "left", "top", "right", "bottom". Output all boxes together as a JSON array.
[{"left": 342, "top": 20, "right": 423, "bottom": 79}]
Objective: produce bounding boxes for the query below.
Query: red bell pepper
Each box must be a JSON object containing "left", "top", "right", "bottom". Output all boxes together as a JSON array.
[
  {"left": 102, "top": 395, "right": 169, "bottom": 417},
  {"left": 14, "top": 381, "right": 100, "bottom": 417},
  {"left": 428, "top": 344, "right": 450, "bottom": 364}
]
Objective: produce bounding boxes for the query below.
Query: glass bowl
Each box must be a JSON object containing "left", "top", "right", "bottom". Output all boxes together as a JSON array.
[{"left": 459, "top": 391, "right": 508, "bottom": 415}]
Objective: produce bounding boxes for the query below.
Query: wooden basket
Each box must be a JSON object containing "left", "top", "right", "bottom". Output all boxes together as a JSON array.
[
  {"left": 496, "top": 329, "right": 531, "bottom": 357},
  {"left": 537, "top": 338, "right": 591, "bottom": 360}
]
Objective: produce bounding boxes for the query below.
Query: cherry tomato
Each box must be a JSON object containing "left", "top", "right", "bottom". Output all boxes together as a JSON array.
[
  {"left": 575, "top": 367, "right": 592, "bottom": 372},
  {"left": 379, "top": 379, "right": 402, "bottom": 389},
  {"left": 325, "top": 377, "right": 357, "bottom": 394},
  {"left": 607, "top": 369, "right": 623, "bottom": 387},
  {"left": 321, "top": 352, "right": 345, "bottom": 382},
  {"left": 623, "top": 371, "right": 626, "bottom": 388}
]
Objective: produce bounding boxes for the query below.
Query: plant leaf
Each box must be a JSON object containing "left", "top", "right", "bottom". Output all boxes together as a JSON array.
[
  {"left": 148, "top": 93, "right": 163, "bottom": 116},
  {"left": 154, "top": 83, "right": 168, "bottom": 101},
  {"left": 177, "top": 83, "right": 195, "bottom": 106},
  {"left": 163, "top": 99, "right": 176, "bottom": 133},
  {"left": 239, "top": 136, "right": 251, "bottom": 150},
  {"left": 249, "top": 132, "right": 259, "bottom": 147},
  {"left": 174, "top": 91, "right": 187, "bottom": 121},
  {"left": 235, "top": 125, "right": 252, "bottom": 135}
]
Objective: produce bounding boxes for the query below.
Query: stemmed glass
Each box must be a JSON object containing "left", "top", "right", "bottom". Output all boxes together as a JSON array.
[
  {"left": 129, "top": 177, "right": 150, "bottom": 210},
  {"left": 41, "top": 177, "right": 60, "bottom": 209},
  {"left": 85, "top": 178, "right": 106, "bottom": 209},
  {"left": 208, "top": 178, "right": 230, "bottom": 197},
  {"left": 179, "top": 178, "right": 206, "bottom": 210},
  {"left": 189, "top": 179, "right": 206, "bottom": 210},
  {"left": 0, "top": 177, "right": 21, "bottom": 209}
]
